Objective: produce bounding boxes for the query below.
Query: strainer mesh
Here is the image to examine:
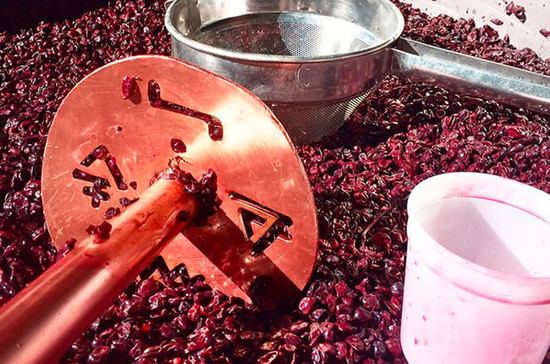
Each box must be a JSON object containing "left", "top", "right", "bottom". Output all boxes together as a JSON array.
[
  {"left": 192, "top": 14, "right": 371, "bottom": 57},
  {"left": 186, "top": 12, "right": 377, "bottom": 143},
  {"left": 269, "top": 89, "right": 373, "bottom": 145}
]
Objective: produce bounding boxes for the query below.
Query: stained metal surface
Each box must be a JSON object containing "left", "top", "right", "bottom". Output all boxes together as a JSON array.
[{"left": 42, "top": 55, "right": 318, "bottom": 303}]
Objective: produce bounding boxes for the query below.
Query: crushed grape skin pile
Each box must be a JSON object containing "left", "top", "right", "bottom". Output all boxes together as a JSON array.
[{"left": 1, "top": 1, "right": 550, "bottom": 363}]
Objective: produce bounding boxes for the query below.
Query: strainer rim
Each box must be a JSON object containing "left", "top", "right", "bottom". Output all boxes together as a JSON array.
[{"left": 165, "top": 4, "right": 405, "bottom": 63}]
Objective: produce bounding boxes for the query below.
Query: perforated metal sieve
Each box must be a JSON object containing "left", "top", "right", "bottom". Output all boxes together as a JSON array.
[{"left": 165, "top": 0, "right": 404, "bottom": 144}]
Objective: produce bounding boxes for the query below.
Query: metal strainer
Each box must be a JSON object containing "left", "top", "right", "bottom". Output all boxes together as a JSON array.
[{"left": 165, "top": 0, "right": 404, "bottom": 144}]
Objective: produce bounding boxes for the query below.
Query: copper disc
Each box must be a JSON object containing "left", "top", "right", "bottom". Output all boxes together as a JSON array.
[{"left": 42, "top": 56, "right": 318, "bottom": 302}]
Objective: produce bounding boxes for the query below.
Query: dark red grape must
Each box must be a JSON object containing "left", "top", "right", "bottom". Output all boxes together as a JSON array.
[{"left": 1, "top": 0, "right": 550, "bottom": 363}]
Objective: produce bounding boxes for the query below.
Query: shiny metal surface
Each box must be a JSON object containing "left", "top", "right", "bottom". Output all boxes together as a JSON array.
[
  {"left": 167, "top": 0, "right": 404, "bottom": 62},
  {"left": 166, "top": 0, "right": 404, "bottom": 144},
  {"left": 41, "top": 55, "right": 318, "bottom": 305},
  {"left": 392, "top": 39, "right": 550, "bottom": 116},
  {"left": 0, "top": 179, "right": 197, "bottom": 364},
  {"left": 170, "top": 42, "right": 392, "bottom": 104},
  {"left": 166, "top": 1, "right": 550, "bottom": 145}
]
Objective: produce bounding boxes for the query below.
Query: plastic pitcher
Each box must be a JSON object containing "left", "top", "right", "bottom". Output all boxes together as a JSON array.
[{"left": 401, "top": 172, "right": 550, "bottom": 364}]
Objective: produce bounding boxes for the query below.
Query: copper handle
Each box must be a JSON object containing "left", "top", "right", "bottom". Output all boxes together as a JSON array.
[{"left": 0, "top": 178, "right": 197, "bottom": 364}]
